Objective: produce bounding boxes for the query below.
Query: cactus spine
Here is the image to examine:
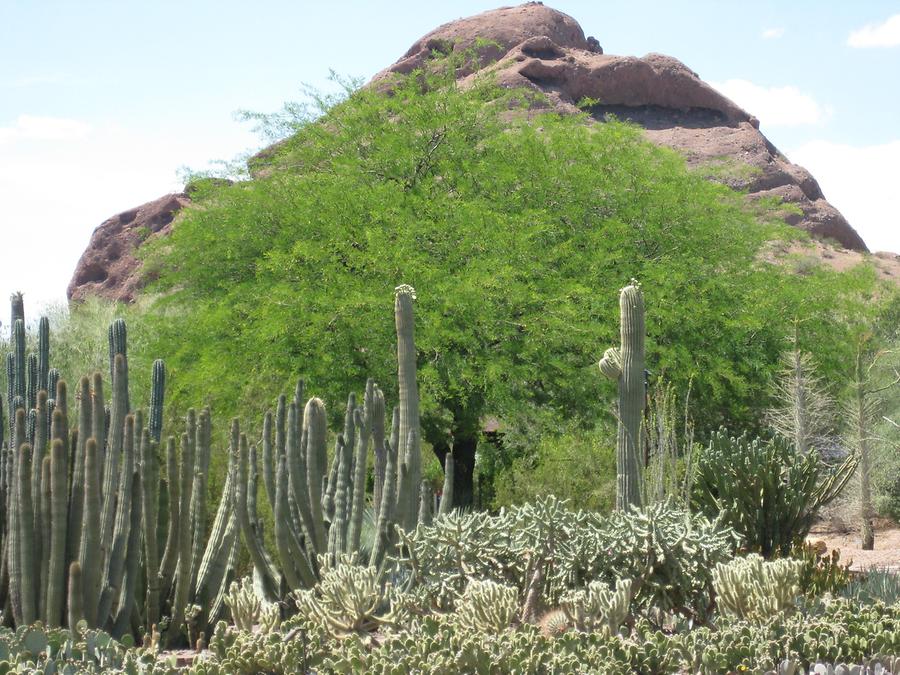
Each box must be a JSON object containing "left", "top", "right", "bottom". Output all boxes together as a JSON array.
[{"left": 599, "top": 281, "right": 646, "bottom": 510}]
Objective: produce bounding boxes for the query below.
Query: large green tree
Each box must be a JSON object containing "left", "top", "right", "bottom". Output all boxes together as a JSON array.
[{"left": 142, "top": 61, "right": 883, "bottom": 504}]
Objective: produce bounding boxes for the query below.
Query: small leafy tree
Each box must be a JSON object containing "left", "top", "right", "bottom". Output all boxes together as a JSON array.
[
  {"left": 766, "top": 330, "right": 837, "bottom": 457},
  {"left": 140, "top": 52, "right": 886, "bottom": 505},
  {"left": 846, "top": 331, "right": 899, "bottom": 549}
]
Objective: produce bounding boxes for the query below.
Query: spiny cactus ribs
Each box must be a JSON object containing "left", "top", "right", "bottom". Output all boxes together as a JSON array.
[{"left": 599, "top": 280, "right": 646, "bottom": 510}]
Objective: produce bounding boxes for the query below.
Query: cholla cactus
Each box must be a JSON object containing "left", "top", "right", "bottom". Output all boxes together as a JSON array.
[
  {"left": 560, "top": 579, "right": 632, "bottom": 636},
  {"left": 713, "top": 554, "right": 802, "bottom": 620},
  {"left": 292, "top": 556, "right": 408, "bottom": 637},
  {"left": 224, "top": 577, "right": 263, "bottom": 632},
  {"left": 454, "top": 579, "right": 518, "bottom": 634}
]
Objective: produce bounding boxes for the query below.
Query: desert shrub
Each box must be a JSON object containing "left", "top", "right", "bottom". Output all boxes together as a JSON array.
[
  {"left": 491, "top": 422, "right": 616, "bottom": 512},
  {"left": 692, "top": 429, "right": 857, "bottom": 557}
]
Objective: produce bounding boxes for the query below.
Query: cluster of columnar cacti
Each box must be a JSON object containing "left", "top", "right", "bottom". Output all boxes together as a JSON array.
[
  {"left": 599, "top": 280, "right": 646, "bottom": 510},
  {"left": 237, "top": 284, "right": 446, "bottom": 597},
  {"left": 0, "top": 294, "right": 236, "bottom": 645},
  {"left": 713, "top": 554, "right": 803, "bottom": 620}
]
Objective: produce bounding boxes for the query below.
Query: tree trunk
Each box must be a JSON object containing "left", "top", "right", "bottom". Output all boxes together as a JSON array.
[{"left": 432, "top": 430, "right": 477, "bottom": 509}]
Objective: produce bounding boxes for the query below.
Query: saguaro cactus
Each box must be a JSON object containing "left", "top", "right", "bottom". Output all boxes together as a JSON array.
[
  {"left": 599, "top": 281, "right": 646, "bottom": 510},
  {"left": 395, "top": 284, "right": 421, "bottom": 531}
]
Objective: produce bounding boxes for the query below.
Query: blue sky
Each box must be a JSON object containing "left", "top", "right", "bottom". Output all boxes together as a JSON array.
[{"left": 2, "top": 1, "right": 899, "bottom": 312}]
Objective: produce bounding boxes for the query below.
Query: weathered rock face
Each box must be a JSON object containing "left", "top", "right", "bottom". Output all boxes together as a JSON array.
[
  {"left": 375, "top": 2, "right": 866, "bottom": 251},
  {"left": 68, "top": 2, "right": 870, "bottom": 302},
  {"left": 68, "top": 193, "right": 189, "bottom": 302}
]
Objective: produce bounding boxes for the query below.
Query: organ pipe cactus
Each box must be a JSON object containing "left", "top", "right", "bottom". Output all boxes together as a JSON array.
[
  {"left": 439, "top": 450, "right": 455, "bottom": 516},
  {"left": 0, "top": 297, "right": 236, "bottom": 644},
  {"left": 149, "top": 358, "right": 165, "bottom": 443},
  {"left": 599, "top": 280, "right": 646, "bottom": 510},
  {"left": 239, "top": 287, "right": 430, "bottom": 596}
]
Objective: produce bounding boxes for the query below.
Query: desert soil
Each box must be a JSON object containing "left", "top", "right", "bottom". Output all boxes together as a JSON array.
[{"left": 808, "top": 524, "right": 900, "bottom": 572}]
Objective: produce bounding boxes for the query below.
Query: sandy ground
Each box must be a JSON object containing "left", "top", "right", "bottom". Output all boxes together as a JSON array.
[{"left": 808, "top": 524, "right": 900, "bottom": 572}]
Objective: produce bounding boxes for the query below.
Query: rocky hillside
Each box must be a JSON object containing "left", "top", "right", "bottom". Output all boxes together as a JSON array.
[{"left": 69, "top": 2, "right": 876, "bottom": 302}]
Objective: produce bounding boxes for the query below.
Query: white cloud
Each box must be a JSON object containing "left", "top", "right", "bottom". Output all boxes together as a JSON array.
[
  {"left": 790, "top": 139, "right": 900, "bottom": 253},
  {"left": 761, "top": 27, "right": 784, "bottom": 40},
  {"left": 0, "top": 115, "right": 91, "bottom": 143},
  {"left": 711, "top": 79, "right": 831, "bottom": 127},
  {"left": 848, "top": 14, "right": 900, "bottom": 48},
  {"left": 0, "top": 117, "right": 259, "bottom": 312}
]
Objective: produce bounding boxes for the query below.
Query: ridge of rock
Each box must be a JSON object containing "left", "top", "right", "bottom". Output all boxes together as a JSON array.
[
  {"left": 68, "top": 193, "right": 189, "bottom": 303},
  {"left": 68, "top": 2, "right": 870, "bottom": 302}
]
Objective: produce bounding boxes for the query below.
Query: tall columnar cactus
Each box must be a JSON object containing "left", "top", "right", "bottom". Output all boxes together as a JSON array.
[
  {"left": 304, "top": 398, "right": 329, "bottom": 553},
  {"left": 439, "top": 450, "right": 455, "bottom": 516},
  {"left": 26, "top": 353, "right": 37, "bottom": 412},
  {"left": 79, "top": 437, "right": 102, "bottom": 627},
  {"left": 37, "top": 316, "right": 50, "bottom": 394},
  {"left": 0, "top": 309, "right": 239, "bottom": 644},
  {"left": 99, "top": 353, "right": 128, "bottom": 559},
  {"left": 140, "top": 427, "right": 160, "bottom": 626},
  {"left": 9, "top": 292, "right": 24, "bottom": 338},
  {"left": 599, "top": 280, "right": 646, "bottom": 510},
  {"left": 46, "top": 438, "right": 68, "bottom": 627},
  {"left": 149, "top": 359, "right": 166, "bottom": 443},
  {"left": 12, "top": 319, "right": 25, "bottom": 403},
  {"left": 17, "top": 442, "right": 37, "bottom": 626},
  {"left": 395, "top": 284, "right": 421, "bottom": 531},
  {"left": 348, "top": 381, "right": 379, "bottom": 552}
]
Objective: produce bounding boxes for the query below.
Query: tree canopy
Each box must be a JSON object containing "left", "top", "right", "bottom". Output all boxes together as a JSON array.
[{"left": 141, "top": 61, "right": 888, "bottom": 503}]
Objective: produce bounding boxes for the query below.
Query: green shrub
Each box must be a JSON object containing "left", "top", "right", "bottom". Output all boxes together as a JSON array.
[{"left": 492, "top": 423, "right": 616, "bottom": 512}]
